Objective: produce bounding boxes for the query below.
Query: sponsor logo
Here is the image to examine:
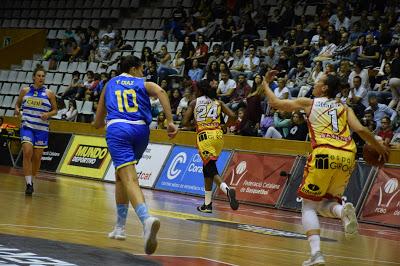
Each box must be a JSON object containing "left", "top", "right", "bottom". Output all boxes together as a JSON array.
[
  {"left": 374, "top": 177, "right": 400, "bottom": 215},
  {"left": 26, "top": 98, "right": 42, "bottom": 108},
  {"left": 22, "top": 136, "right": 31, "bottom": 141},
  {"left": 315, "top": 154, "right": 329, "bottom": 169},
  {"left": 167, "top": 152, "right": 187, "bottom": 180},
  {"left": 68, "top": 145, "right": 108, "bottom": 169},
  {"left": 308, "top": 184, "right": 320, "bottom": 191},
  {"left": 0, "top": 244, "right": 75, "bottom": 265},
  {"left": 229, "top": 161, "right": 248, "bottom": 187}
]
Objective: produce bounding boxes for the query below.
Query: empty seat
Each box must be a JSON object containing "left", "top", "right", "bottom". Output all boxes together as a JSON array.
[
  {"left": 52, "top": 73, "right": 64, "bottom": 85},
  {"left": 7, "top": 71, "right": 18, "bottom": 82},
  {"left": 110, "top": 9, "right": 120, "bottom": 19},
  {"left": 125, "top": 30, "right": 136, "bottom": 41},
  {"left": 87, "top": 62, "right": 98, "bottom": 73},
  {"left": 10, "top": 96, "right": 17, "bottom": 108},
  {"left": 0, "top": 70, "right": 9, "bottom": 82},
  {"left": 150, "top": 19, "right": 161, "bottom": 29},
  {"left": 44, "top": 20, "right": 54, "bottom": 29},
  {"left": 47, "top": 29, "right": 57, "bottom": 39},
  {"left": 1, "top": 96, "right": 13, "bottom": 108},
  {"left": 0, "top": 108, "right": 5, "bottom": 116},
  {"left": 5, "top": 109, "right": 14, "bottom": 117},
  {"left": 154, "top": 30, "right": 163, "bottom": 40},
  {"left": 22, "top": 60, "right": 33, "bottom": 72},
  {"left": 141, "top": 19, "right": 151, "bottom": 29},
  {"left": 49, "top": 85, "right": 58, "bottom": 94},
  {"left": 63, "top": 73, "right": 72, "bottom": 86},
  {"left": 16, "top": 71, "right": 26, "bottom": 83},
  {"left": 1, "top": 83, "right": 11, "bottom": 94},
  {"left": 25, "top": 72, "right": 33, "bottom": 83},
  {"left": 10, "top": 83, "right": 20, "bottom": 95},
  {"left": 58, "top": 61, "right": 68, "bottom": 73},
  {"left": 75, "top": 100, "right": 84, "bottom": 113},
  {"left": 145, "top": 30, "right": 155, "bottom": 40},
  {"left": 145, "top": 41, "right": 155, "bottom": 50},
  {"left": 77, "top": 62, "right": 87, "bottom": 73},
  {"left": 133, "top": 41, "right": 145, "bottom": 52},
  {"left": 58, "top": 85, "right": 68, "bottom": 95},
  {"left": 135, "top": 30, "right": 145, "bottom": 40},
  {"left": 166, "top": 42, "right": 176, "bottom": 52},
  {"left": 45, "top": 72, "right": 54, "bottom": 84},
  {"left": 80, "top": 101, "right": 94, "bottom": 114}
]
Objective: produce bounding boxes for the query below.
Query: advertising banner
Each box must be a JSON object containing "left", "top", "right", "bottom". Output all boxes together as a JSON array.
[
  {"left": 59, "top": 135, "right": 111, "bottom": 179},
  {"left": 215, "top": 152, "right": 295, "bottom": 206},
  {"left": 155, "top": 146, "right": 231, "bottom": 196},
  {"left": 16, "top": 133, "right": 72, "bottom": 172},
  {"left": 279, "top": 157, "right": 373, "bottom": 212},
  {"left": 360, "top": 167, "right": 400, "bottom": 227},
  {"left": 104, "top": 143, "right": 172, "bottom": 188}
]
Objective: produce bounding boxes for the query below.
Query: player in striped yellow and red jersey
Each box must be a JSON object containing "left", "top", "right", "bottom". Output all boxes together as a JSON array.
[
  {"left": 183, "top": 80, "right": 239, "bottom": 214},
  {"left": 263, "top": 70, "right": 389, "bottom": 266}
]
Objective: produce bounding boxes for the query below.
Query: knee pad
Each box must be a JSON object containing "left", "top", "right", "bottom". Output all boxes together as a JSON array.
[{"left": 203, "top": 160, "right": 219, "bottom": 178}]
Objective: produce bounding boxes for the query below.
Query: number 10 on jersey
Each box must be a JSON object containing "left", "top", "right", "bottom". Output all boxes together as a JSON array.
[{"left": 115, "top": 89, "right": 138, "bottom": 113}]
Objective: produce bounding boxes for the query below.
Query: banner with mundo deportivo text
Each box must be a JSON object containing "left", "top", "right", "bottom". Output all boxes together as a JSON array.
[
  {"left": 16, "top": 132, "right": 72, "bottom": 172},
  {"left": 360, "top": 167, "right": 400, "bottom": 227},
  {"left": 104, "top": 143, "right": 172, "bottom": 188},
  {"left": 59, "top": 135, "right": 111, "bottom": 179},
  {"left": 155, "top": 145, "right": 231, "bottom": 196},
  {"left": 279, "top": 157, "right": 373, "bottom": 212},
  {"left": 215, "top": 152, "right": 296, "bottom": 206}
]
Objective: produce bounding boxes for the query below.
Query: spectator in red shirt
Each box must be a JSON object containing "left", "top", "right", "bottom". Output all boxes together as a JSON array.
[
  {"left": 191, "top": 34, "right": 208, "bottom": 64},
  {"left": 377, "top": 116, "right": 394, "bottom": 144},
  {"left": 227, "top": 74, "right": 251, "bottom": 111}
]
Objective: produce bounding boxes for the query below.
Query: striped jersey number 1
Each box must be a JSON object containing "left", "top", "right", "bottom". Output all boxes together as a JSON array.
[
  {"left": 328, "top": 109, "right": 339, "bottom": 132},
  {"left": 115, "top": 89, "right": 138, "bottom": 112}
]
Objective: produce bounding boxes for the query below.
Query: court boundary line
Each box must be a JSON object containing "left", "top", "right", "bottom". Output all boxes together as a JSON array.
[
  {"left": 0, "top": 223, "right": 399, "bottom": 265},
  {"left": 140, "top": 254, "right": 238, "bottom": 266}
]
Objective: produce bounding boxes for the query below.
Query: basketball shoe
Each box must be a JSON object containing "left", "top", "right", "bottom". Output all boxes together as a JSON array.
[
  {"left": 342, "top": 202, "right": 358, "bottom": 239},
  {"left": 197, "top": 203, "right": 212, "bottom": 213},
  {"left": 303, "top": 251, "right": 325, "bottom": 266},
  {"left": 143, "top": 216, "right": 160, "bottom": 255},
  {"left": 25, "top": 183, "right": 34, "bottom": 196},
  {"left": 108, "top": 226, "right": 126, "bottom": 240},
  {"left": 227, "top": 188, "right": 239, "bottom": 210}
]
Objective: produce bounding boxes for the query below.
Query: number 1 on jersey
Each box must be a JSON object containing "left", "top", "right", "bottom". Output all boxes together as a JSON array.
[
  {"left": 328, "top": 109, "right": 339, "bottom": 132},
  {"left": 115, "top": 89, "right": 138, "bottom": 113}
]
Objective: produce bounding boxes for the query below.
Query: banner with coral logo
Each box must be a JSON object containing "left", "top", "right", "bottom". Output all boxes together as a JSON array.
[
  {"left": 360, "top": 167, "right": 400, "bottom": 227},
  {"left": 215, "top": 151, "right": 296, "bottom": 206}
]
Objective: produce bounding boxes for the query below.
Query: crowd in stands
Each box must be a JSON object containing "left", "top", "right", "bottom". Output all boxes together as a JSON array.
[{"left": 41, "top": 0, "right": 400, "bottom": 154}]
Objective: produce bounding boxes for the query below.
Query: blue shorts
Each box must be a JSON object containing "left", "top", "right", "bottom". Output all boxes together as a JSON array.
[
  {"left": 20, "top": 126, "right": 49, "bottom": 148},
  {"left": 106, "top": 123, "right": 149, "bottom": 170}
]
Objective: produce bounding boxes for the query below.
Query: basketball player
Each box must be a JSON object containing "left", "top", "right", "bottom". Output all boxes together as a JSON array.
[
  {"left": 92, "top": 56, "right": 178, "bottom": 255},
  {"left": 14, "top": 64, "right": 58, "bottom": 195},
  {"left": 183, "top": 80, "right": 239, "bottom": 213},
  {"left": 262, "top": 71, "right": 389, "bottom": 266}
]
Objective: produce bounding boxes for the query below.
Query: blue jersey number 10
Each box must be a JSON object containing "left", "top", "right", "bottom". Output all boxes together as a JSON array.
[{"left": 115, "top": 89, "right": 138, "bottom": 113}]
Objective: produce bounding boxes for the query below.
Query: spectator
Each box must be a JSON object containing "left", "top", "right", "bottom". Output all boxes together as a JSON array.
[
  {"left": 203, "top": 61, "right": 219, "bottom": 81},
  {"left": 390, "top": 23, "right": 400, "bottom": 47},
  {"left": 141, "top": 47, "right": 156, "bottom": 71},
  {"left": 69, "top": 40, "right": 81, "bottom": 62},
  {"left": 62, "top": 100, "right": 78, "bottom": 122},
  {"left": 243, "top": 45, "right": 260, "bottom": 79},
  {"left": 377, "top": 116, "right": 394, "bottom": 144},
  {"left": 181, "top": 35, "right": 195, "bottom": 59},
  {"left": 365, "top": 94, "right": 397, "bottom": 128},
  {"left": 263, "top": 47, "right": 279, "bottom": 70},
  {"left": 227, "top": 74, "right": 251, "bottom": 111},
  {"left": 336, "top": 82, "right": 351, "bottom": 105},
  {"left": 264, "top": 110, "right": 292, "bottom": 139},
  {"left": 150, "top": 96, "right": 163, "bottom": 118},
  {"left": 222, "top": 50, "right": 234, "bottom": 68},
  {"left": 218, "top": 61, "right": 231, "bottom": 80},
  {"left": 287, "top": 61, "right": 310, "bottom": 97},
  {"left": 93, "top": 72, "right": 109, "bottom": 101},
  {"left": 170, "top": 88, "right": 182, "bottom": 115},
  {"left": 274, "top": 78, "right": 291, "bottom": 99},
  {"left": 156, "top": 45, "right": 173, "bottom": 81},
  {"left": 206, "top": 44, "right": 223, "bottom": 68},
  {"left": 388, "top": 48, "right": 400, "bottom": 112},
  {"left": 348, "top": 61, "right": 370, "bottom": 89},
  {"left": 190, "top": 34, "right": 208, "bottom": 64},
  {"left": 177, "top": 88, "right": 192, "bottom": 118},
  {"left": 96, "top": 35, "right": 112, "bottom": 61},
  {"left": 330, "top": 9, "right": 351, "bottom": 31},
  {"left": 230, "top": 48, "right": 245, "bottom": 79},
  {"left": 62, "top": 71, "right": 83, "bottom": 100},
  {"left": 76, "top": 71, "right": 94, "bottom": 100},
  {"left": 358, "top": 34, "right": 381, "bottom": 67},
  {"left": 243, "top": 75, "right": 264, "bottom": 135},
  {"left": 188, "top": 59, "right": 204, "bottom": 82},
  {"left": 349, "top": 22, "right": 363, "bottom": 44},
  {"left": 285, "top": 111, "right": 308, "bottom": 141},
  {"left": 217, "top": 71, "right": 236, "bottom": 103},
  {"left": 102, "top": 24, "right": 115, "bottom": 40},
  {"left": 349, "top": 75, "right": 368, "bottom": 116},
  {"left": 144, "top": 61, "right": 158, "bottom": 83},
  {"left": 156, "top": 111, "right": 167, "bottom": 129}
]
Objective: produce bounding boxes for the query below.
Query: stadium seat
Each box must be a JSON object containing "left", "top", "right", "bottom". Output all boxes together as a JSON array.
[
  {"left": 77, "top": 62, "right": 88, "bottom": 74},
  {"left": 10, "top": 83, "right": 20, "bottom": 95},
  {"left": 24, "top": 72, "right": 33, "bottom": 83},
  {"left": 10, "top": 96, "right": 17, "bottom": 108},
  {"left": 7, "top": 71, "right": 18, "bottom": 83},
  {"left": 45, "top": 72, "right": 54, "bottom": 85},
  {"left": 1, "top": 96, "right": 13, "bottom": 108},
  {"left": 49, "top": 85, "right": 58, "bottom": 94},
  {"left": 0, "top": 83, "right": 11, "bottom": 94},
  {"left": 80, "top": 101, "right": 94, "bottom": 114},
  {"left": 16, "top": 72, "right": 26, "bottom": 83},
  {"left": 75, "top": 100, "right": 84, "bottom": 113},
  {"left": 63, "top": 73, "right": 72, "bottom": 86},
  {"left": 125, "top": 30, "right": 136, "bottom": 41},
  {"left": 58, "top": 61, "right": 68, "bottom": 73},
  {"left": 52, "top": 73, "right": 64, "bottom": 85},
  {"left": 5, "top": 109, "right": 14, "bottom": 117},
  {"left": 135, "top": 30, "right": 145, "bottom": 40},
  {"left": 0, "top": 108, "right": 5, "bottom": 116}
]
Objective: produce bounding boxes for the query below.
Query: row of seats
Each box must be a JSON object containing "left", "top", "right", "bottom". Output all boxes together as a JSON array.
[
  {"left": 0, "top": 95, "right": 18, "bottom": 109},
  {"left": 0, "top": 0, "right": 139, "bottom": 10},
  {"left": 0, "top": 108, "right": 15, "bottom": 117},
  {"left": 1, "top": 19, "right": 101, "bottom": 30},
  {"left": 0, "top": 9, "right": 121, "bottom": 20}
]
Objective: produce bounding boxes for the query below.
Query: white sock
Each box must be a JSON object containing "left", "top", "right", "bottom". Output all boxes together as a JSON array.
[
  {"left": 302, "top": 199, "right": 321, "bottom": 255},
  {"left": 220, "top": 182, "right": 229, "bottom": 193},
  {"left": 308, "top": 235, "right": 321, "bottom": 256},
  {"left": 332, "top": 204, "right": 343, "bottom": 218},
  {"left": 25, "top": 176, "right": 32, "bottom": 185},
  {"left": 205, "top": 190, "right": 212, "bottom": 205}
]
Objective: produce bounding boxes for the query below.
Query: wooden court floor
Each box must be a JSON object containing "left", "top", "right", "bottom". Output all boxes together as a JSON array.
[{"left": 0, "top": 166, "right": 399, "bottom": 266}]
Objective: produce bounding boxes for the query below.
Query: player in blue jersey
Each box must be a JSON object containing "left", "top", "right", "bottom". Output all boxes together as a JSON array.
[
  {"left": 93, "top": 55, "right": 178, "bottom": 255},
  {"left": 14, "top": 64, "right": 58, "bottom": 195}
]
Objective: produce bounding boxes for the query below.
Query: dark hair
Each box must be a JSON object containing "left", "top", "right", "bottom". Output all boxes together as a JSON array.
[
  {"left": 33, "top": 64, "right": 46, "bottom": 76},
  {"left": 69, "top": 99, "right": 77, "bottom": 109},
  {"left": 72, "top": 71, "right": 80, "bottom": 77},
  {"left": 94, "top": 73, "right": 101, "bottom": 81},
  {"left": 197, "top": 80, "right": 217, "bottom": 99},
  {"left": 364, "top": 109, "right": 374, "bottom": 117},
  {"left": 324, "top": 74, "right": 341, "bottom": 99},
  {"left": 353, "top": 75, "right": 362, "bottom": 82},
  {"left": 86, "top": 70, "right": 94, "bottom": 76},
  {"left": 119, "top": 55, "right": 142, "bottom": 73}
]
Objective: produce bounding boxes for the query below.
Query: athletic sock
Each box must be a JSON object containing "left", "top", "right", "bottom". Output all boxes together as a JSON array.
[
  {"left": 204, "top": 191, "right": 212, "bottom": 205},
  {"left": 308, "top": 235, "right": 321, "bottom": 256},
  {"left": 134, "top": 203, "right": 150, "bottom": 225},
  {"left": 25, "top": 176, "right": 32, "bottom": 185},
  {"left": 220, "top": 182, "right": 229, "bottom": 194},
  {"left": 116, "top": 204, "right": 129, "bottom": 228}
]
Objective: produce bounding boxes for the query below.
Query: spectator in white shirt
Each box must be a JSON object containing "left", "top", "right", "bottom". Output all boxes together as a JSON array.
[
  {"left": 349, "top": 75, "right": 368, "bottom": 117},
  {"left": 348, "top": 61, "right": 370, "bottom": 89},
  {"left": 243, "top": 45, "right": 260, "bottom": 79},
  {"left": 274, "top": 78, "right": 291, "bottom": 99},
  {"left": 217, "top": 71, "right": 236, "bottom": 103}
]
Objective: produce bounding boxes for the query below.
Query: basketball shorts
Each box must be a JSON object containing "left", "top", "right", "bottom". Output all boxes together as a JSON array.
[
  {"left": 106, "top": 123, "right": 149, "bottom": 170},
  {"left": 20, "top": 126, "right": 49, "bottom": 148},
  {"left": 298, "top": 146, "right": 356, "bottom": 202},
  {"left": 196, "top": 129, "right": 224, "bottom": 164}
]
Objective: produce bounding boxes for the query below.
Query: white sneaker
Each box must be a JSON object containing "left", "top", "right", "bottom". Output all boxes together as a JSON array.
[
  {"left": 342, "top": 202, "right": 358, "bottom": 239},
  {"left": 303, "top": 251, "right": 325, "bottom": 266},
  {"left": 108, "top": 226, "right": 126, "bottom": 240},
  {"left": 143, "top": 217, "right": 160, "bottom": 255}
]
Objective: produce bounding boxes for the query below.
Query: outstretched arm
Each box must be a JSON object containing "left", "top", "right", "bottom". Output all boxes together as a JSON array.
[{"left": 262, "top": 71, "right": 313, "bottom": 113}]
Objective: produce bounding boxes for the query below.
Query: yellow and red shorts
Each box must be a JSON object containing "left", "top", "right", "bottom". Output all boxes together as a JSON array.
[
  {"left": 298, "top": 146, "right": 356, "bottom": 202},
  {"left": 196, "top": 129, "right": 224, "bottom": 164}
]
